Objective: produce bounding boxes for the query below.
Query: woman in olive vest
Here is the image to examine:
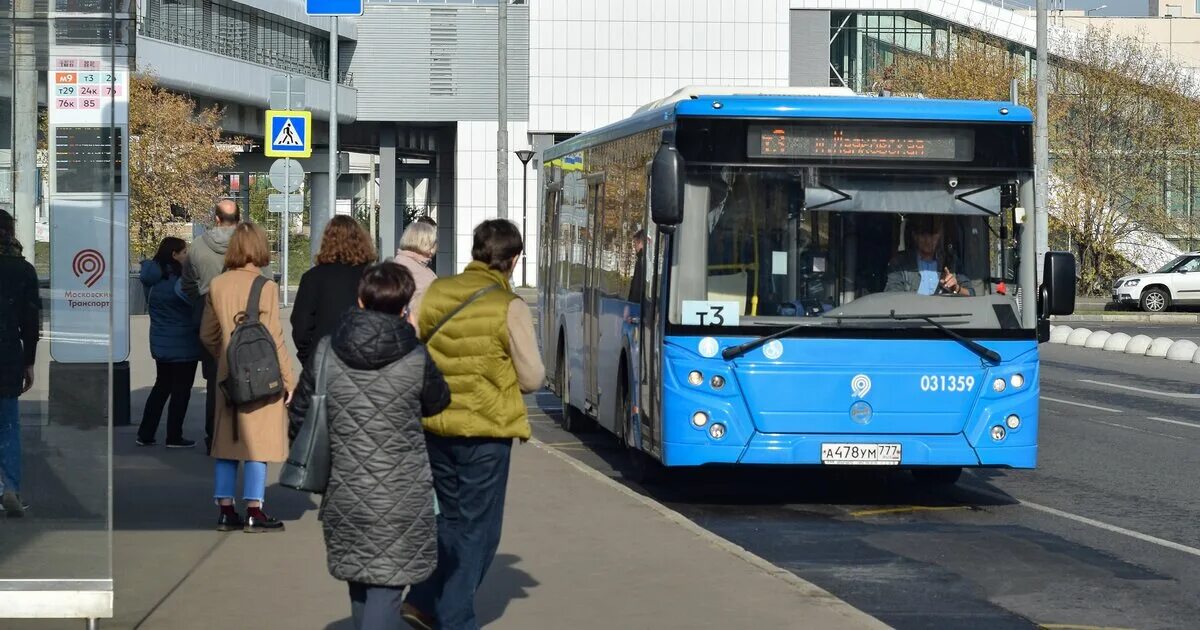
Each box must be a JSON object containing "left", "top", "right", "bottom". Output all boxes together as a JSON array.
[{"left": 402, "top": 219, "right": 545, "bottom": 630}]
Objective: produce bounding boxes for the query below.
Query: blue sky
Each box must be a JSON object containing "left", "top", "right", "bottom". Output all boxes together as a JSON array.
[{"left": 1063, "top": 0, "right": 1151, "bottom": 16}]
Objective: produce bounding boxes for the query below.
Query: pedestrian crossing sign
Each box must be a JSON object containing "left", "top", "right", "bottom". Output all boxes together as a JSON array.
[{"left": 265, "top": 110, "right": 312, "bottom": 158}]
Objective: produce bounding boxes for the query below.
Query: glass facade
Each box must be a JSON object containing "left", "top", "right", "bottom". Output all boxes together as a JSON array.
[
  {"left": 139, "top": 0, "right": 351, "bottom": 84},
  {"left": 829, "top": 11, "right": 1035, "bottom": 93},
  {"left": 1, "top": 0, "right": 132, "bottom": 621}
]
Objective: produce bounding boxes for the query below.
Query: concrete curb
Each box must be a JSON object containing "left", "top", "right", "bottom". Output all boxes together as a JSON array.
[
  {"left": 527, "top": 437, "right": 890, "bottom": 630},
  {"left": 1049, "top": 324, "right": 1200, "bottom": 363},
  {"left": 1053, "top": 313, "right": 1200, "bottom": 324}
]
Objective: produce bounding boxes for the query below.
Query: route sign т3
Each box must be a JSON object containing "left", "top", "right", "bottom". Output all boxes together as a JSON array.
[
  {"left": 306, "top": 0, "right": 363, "bottom": 16},
  {"left": 265, "top": 110, "right": 312, "bottom": 158}
]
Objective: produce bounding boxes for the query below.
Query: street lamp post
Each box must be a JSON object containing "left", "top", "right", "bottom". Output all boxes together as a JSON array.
[
  {"left": 1167, "top": 5, "right": 1182, "bottom": 60},
  {"left": 1085, "top": 4, "right": 1107, "bottom": 16},
  {"left": 515, "top": 149, "right": 536, "bottom": 286}
]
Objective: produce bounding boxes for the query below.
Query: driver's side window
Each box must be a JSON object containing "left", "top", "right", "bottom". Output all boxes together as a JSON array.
[{"left": 1181, "top": 257, "right": 1200, "bottom": 273}]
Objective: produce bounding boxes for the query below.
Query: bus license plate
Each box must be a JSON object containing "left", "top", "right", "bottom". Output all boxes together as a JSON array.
[{"left": 821, "top": 443, "right": 902, "bottom": 465}]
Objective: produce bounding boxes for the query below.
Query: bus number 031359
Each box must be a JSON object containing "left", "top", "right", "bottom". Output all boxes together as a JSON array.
[{"left": 920, "top": 375, "right": 975, "bottom": 392}]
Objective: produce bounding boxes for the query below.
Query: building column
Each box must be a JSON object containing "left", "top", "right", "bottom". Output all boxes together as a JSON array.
[
  {"left": 378, "top": 124, "right": 398, "bottom": 260},
  {"left": 310, "top": 173, "right": 330, "bottom": 257},
  {"left": 434, "top": 124, "right": 456, "bottom": 277},
  {"left": 13, "top": 0, "right": 38, "bottom": 265}
]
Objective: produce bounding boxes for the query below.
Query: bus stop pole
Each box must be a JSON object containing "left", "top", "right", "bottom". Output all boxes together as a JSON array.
[{"left": 1035, "top": 0, "right": 1049, "bottom": 282}]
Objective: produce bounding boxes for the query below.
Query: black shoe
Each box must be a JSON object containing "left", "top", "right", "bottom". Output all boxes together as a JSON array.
[
  {"left": 135, "top": 437, "right": 156, "bottom": 447},
  {"left": 244, "top": 513, "right": 285, "bottom": 533},
  {"left": 166, "top": 438, "right": 197, "bottom": 449},
  {"left": 3, "top": 491, "right": 27, "bottom": 518},
  {"left": 216, "top": 511, "right": 244, "bottom": 532},
  {"left": 401, "top": 603, "right": 436, "bottom": 630}
]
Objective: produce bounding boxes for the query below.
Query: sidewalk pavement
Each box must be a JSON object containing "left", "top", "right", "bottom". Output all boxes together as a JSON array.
[
  {"left": 10, "top": 313, "right": 883, "bottom": 629},
  {"left": 109, "top": 432, "right": 883, "bottom": 629}
]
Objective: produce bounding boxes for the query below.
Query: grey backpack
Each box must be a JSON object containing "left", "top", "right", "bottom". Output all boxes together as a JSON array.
[{"left": 222, "top": 275, "right": 284, "bottom": 410}]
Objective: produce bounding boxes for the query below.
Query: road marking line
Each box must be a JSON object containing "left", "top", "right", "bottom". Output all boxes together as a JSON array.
[
  {"left": 1146, "top": 416, "right": 1200, "bottom": 429},
  {"left": 1039, "top": 625, "right": 1136, "bottom": 630},
  {"left": 1041, "top": 396, "right": 1122, "bottom": 413},
  {"left": 1087, "top": 419, "right": 1183, "bottom": 441},
  {"left": 1078, "top": 379, "right": 1200, "bottom": 399},
  {"left": 849, "top": 505, "right": 970, "bottom": 518},
  {"left": 968, "top": 484, "right": 1200, "bottom": 560}
]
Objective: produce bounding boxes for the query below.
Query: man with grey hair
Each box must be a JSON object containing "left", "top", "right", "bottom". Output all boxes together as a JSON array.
[
  {"left": 394, "top": 221, "right": 439, "bottom": 322},
  {"left": 181, "top": 199, "right": 241, "bottom": 453}
]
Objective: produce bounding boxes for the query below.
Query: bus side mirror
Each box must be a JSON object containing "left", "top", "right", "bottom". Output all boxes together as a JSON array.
[
  {"left": 1040, "top": 251, "right": 1076, "bottom": 318},
  {"left": 650, "top": 139, "right": 684, "bottom": 227}
]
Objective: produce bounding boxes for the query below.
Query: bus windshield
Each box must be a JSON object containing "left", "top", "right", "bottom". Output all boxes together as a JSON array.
[{"left": 671, "top": 167, "right": 1029, "bottom": 330}]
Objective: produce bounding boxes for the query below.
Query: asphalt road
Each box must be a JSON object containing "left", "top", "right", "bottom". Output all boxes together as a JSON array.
[
  {"left": 1063, "top": 319, "right": 1200, "bottom": 344},
  {"left": 526, "top": 343, "right": 1200, "bottom": 629}
]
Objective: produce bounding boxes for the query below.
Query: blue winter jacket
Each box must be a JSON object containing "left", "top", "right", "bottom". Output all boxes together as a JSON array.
[{"left": 140, "top": 260, "right": 201, "bottom": 363}]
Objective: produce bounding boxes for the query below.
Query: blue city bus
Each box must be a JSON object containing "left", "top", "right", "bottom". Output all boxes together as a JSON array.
[{"left": 538, "top": 89, "right": 1076, "bottom": 483}]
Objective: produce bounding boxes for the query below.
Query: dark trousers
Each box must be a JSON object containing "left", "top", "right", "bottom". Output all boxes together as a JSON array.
[
  {"left": 201, "top": 349, "right": 217, "bottom": 453},
  {"left": 347, "top": 581, "right": 406, "bottom": 630},
  {"left": 138, "top": 360, "right": 199, "bottom": 443},
  {"left": 406, "top": 434, "right": 513, "bottom": 630}
]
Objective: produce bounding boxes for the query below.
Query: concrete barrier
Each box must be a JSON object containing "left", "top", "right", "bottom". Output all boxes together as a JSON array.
[
  {"left": 1194, "top": 347, "right": 1200, "bottom": 364},
  {"left": 1102, "top": 332, "right": 1131, "bottom": 352},
  {"left": 1065, "top": 328, "right": 1093, "bottom": 346},
  {"left": 1084, "top": 330, "right": 1111, "bottom": 349},
  {"left": 1049, "top": 326, "right": 1072, "bottom": 344},
  {"left": 1166, "top": 340, "right": 1199, "bottom": 361},
  {"left": 1146, "top": 337, "right": 1175, "bottom": 358},
  {"left": 1125, "top": 335, "right": 1154, "bottom": 355}
]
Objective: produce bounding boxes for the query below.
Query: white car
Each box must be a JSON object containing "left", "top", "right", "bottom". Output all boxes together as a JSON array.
[{"left": 1112, "top": 252, "right": 1200, "bottom": 312}]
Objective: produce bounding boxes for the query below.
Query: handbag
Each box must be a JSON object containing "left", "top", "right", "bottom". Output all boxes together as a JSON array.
[{"left": 280, "top": 338, "right": 332, "bottom": 494}]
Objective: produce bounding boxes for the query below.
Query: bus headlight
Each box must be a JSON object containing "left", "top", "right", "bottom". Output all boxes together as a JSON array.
[
  {"left": 1006, "top": 414, "right": 1021, "bottom": 430},
  {"left": 691, "top": 411, "right": 709, "bottom": 428},
  {"left": 992, "top": 378, "right": 1006, "bottom": 393},
  {"left": 710, "top": 375, "right": 726, "bottom": 390},
  {"left": 991, "top": 425, "right": 1007, "bottom": 441},
  {"left": 1010, "top": 373, "right": 1025, "bottom": 389},
  {"left": 709, "top": 423, "right": 726, "bottom": 439},
  {"left": 687, "top": 371, "right": 704, "bottom": 386}
]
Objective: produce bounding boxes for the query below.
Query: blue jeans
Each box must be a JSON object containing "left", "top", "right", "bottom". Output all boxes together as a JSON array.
[
  {"left": 213, "top": 459, "right": 267, "bottom": 502},
  {"left": 348, "top": 582, "right": 406, "bottom": 630},
  {"left": 0, "top": 398, "right": 19, "bottom": 493},
  {"left": 406, "top": 434, "right": 512, "bottom": 630}
]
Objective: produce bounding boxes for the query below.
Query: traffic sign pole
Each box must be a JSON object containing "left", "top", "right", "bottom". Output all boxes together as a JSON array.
[{"left": 283, "top": 157, "right": 291, "bottom": 306}]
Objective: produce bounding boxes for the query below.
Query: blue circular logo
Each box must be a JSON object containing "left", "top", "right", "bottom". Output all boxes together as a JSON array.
[{"left": 849, "top": 401, "right": 873, "bottom": 425}]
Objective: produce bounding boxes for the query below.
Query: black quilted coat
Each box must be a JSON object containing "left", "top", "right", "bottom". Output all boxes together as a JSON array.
[
  {"left": 0, "top": 250, "right": 40, "bottom": 399},
  {"left": 291, "top": 308, "right": 450, "bottom": 587}
]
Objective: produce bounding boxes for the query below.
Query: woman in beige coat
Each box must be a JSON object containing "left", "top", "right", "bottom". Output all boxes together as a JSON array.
[
  {"left": 200, "top": 223, "right": 295, "bottom": 533},
  {"left": 393, "top": 221, "right": 438, "bottom": 325}
]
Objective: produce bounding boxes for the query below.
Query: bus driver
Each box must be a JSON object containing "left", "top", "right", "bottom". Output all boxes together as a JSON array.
[{"left": 885, "top": 215, "right": 972, "bottom": 296}]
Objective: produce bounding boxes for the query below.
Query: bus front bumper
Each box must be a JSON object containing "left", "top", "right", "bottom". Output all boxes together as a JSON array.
[{"left": 663, "top": 433, "right": 1036, "bottom": 469}]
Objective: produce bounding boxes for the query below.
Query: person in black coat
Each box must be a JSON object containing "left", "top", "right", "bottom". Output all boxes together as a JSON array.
[
  {"left": 290, "top": 262, "right": 450, "bottom": 630},
  {"left": 291, "top": 216, "right": 377, "bottom": 367},
  {"left": 0, "top": 209, "right": 40, "bottom": 517}
]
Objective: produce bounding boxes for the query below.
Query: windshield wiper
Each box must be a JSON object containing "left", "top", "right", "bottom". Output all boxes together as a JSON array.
[
  {"left": 721, "top": 322, "right": 813, "bottom": 361},
  {"left": 834, "top": 311, "right": 1001, "bottom": 364}
]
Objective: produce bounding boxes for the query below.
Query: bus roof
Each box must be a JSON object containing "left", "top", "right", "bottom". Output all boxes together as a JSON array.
[{"left": 544, "top": 94, "right": 1034, "bottom": 161}]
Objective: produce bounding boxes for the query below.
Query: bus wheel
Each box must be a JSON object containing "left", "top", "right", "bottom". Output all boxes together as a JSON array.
[
  {"left": 557, "top": 349, "right": 593, "bottom": 433},
  {"left": 911, "top": 467, "right": 963, "bottom": 486},
  {"left": 620, "top": 378, "right": 660, "bottom": 484}
]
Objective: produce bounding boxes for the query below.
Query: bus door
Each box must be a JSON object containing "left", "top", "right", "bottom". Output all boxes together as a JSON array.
[
  {"left": 583, "top": 175, "right": 605, "bottom": 415},
  {"left": 540, "top": 183, "right": 562, "bottom": 359},
  {"left": 637, "top": 225, "right": 666, "bottom": 457}
]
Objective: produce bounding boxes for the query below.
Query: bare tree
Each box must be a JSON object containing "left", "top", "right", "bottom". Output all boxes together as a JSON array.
[{"left": 879, "top": 27, "right": 1200, "bottom": 294}]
